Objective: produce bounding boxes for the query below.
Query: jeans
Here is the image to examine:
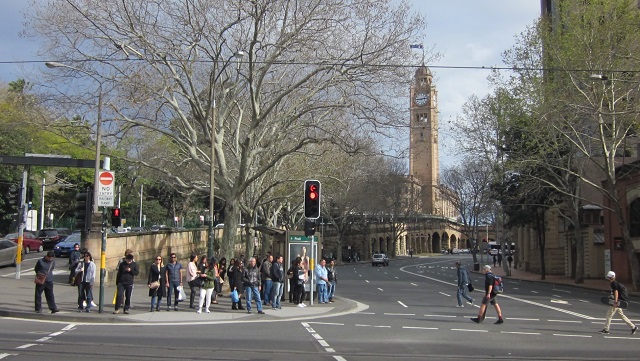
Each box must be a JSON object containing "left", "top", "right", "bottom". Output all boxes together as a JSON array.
[
  {"left": 166, "top": 281, "right": 181, "bottom": 307},
  {"left": 328, "top": 281, "right": 336, "bottom": 300},
  {"left": 245, "top": 286, "right": 263, "bottom": 312},
  {"left": 271, "top": 281, "right": 284, "bottom": 308},
  {"left": 199, "top": 288, "right": 214, "bottom": 311},
  {"left": 78, "top": 282, "right": 93, "bottom": 310},
  {"left": 262, "top": 280, "right": 273, "bottom": 305},
  {"left": 35, "top": 281, "right": 57, "bottom": 311},
  {"left": 150, "top": 292, "right": 163, "bottom": 311},
  {"left": 317, "top": 283, "right": 328, "bottom": 303},
  {"left": 457, "top": 285, "right": 474, "bottom": 306},
  {"left": 115, "top": 283, "right": 133, "bottom": 311}
]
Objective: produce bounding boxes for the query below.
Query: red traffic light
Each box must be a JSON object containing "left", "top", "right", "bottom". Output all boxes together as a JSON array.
[{"left": 112, "top": 208, "right": 121, "bottom": 217}]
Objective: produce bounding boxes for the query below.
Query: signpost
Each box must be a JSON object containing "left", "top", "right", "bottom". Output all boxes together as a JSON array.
[
  {"left": 97, "top": 171, "right": 115, "bottom": 207},
  {"left": 97, "top": 170, "right": 114, "bottom": 313}
]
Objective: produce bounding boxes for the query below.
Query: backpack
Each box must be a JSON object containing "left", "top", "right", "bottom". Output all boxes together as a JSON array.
[
  {"left": 617, "top": 282, "right": 629, "bottom": 301},
  {"left": 492, "top": 274, "right": 504, "bottom": 294}
]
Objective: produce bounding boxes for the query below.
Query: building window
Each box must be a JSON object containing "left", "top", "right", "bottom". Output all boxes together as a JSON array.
[{"left": 629, "top": 198, "right": 640, "bottom": 237}]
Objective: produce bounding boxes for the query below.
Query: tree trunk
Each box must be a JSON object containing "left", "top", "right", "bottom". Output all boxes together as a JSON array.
[{"left": 537, "top": 208, "right": 547, "bottom": 280}]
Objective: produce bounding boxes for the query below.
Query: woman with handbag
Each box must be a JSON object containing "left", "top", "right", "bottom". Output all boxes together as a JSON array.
[
  {"left": 76, "top": 251, "right": 96, "bottom": 312},
  {"left": 148, "top": 256, "right": 165, "bottom": 312}
]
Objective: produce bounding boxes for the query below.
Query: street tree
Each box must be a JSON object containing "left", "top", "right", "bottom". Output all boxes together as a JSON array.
[{"left": 27, "top": 0, "right": 432, "bottom": 261}]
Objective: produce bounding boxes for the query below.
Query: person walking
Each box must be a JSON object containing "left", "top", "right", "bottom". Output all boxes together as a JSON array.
[
  {"left": 270, "top": 254, "right": 285, "bottom": 310},
  {"left": 287, "top": 260, "right": 296, "bottom": 303},
  {"left": 600, "top": 271, "right": 637, "bottom": 335},
  {"left": 507, "top": 254, "right": 513, "bottom": 268},
  {"left": 68, "top": 243, "right": 81, "bottom": 285},
  {"left": 455, "top": 261, "right": 474, "bottom": 307},
  {"left": 231, "top": 259, "right": 245, "bottom": 310},
  {"left": 34, "top": 251, "right": 59, "bottom": 313},
  {"left": 497, "top": 253, "right": 503, "bottom": 267},
  {"left": 197, "top": 260, "right": 217, "bottom": 313},
  {"left": 260, "top": 254, "right": 273, "bottom": 306},
  {"left": 148, "top": 255, "right": 165, "bottom": 312},
  {"left": 242, "top": 257, "right": 264, "bottom": 314},
  {"left": 471, "top": 265, "right": 503, "bottom": 324},
  {"left": 76, "top": 252, "right": 96, "bottom": 312},
  {"left": 492, "top": 254, "right": 497, "bottom": 267},
  {"left": 165, "top": 252, "right": 184, "bottom": 311},
  {"left": 327, "top": 259, "right": 337, "bottom": 302},
  {"left": 114, "top": 253, "right": 139, "bottom": 314},
  {"left": 315, "top": 259, "right": 329, "bottom": 304},
  {"left": 187, "top": 254, "right": 200, "bottom": 309}
]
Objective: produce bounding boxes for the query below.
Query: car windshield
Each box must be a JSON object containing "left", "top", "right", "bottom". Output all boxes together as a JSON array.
[
  {"left": 373, "top": 254, "right": 383, "bottom": 258},
  {"left": 64, "top": 233, "right": 81, "bottom": 243},
  {"left": 5, "top": 233, "right": 18, "bottom": 239},
  {"left": 38, "top": 230, "right": 58, "bottom": 237}
]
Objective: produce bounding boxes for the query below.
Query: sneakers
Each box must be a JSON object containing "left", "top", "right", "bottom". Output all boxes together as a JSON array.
[
  {"left": 123, "top": 310, "right": 129, "bottom": 314},
  {"left": 599, "top": 329, "right": 610, "bottom": 334},
  {"left": 85, "top": 308, "right": 91, "bottom": 313},
  {"left": 257, "top": 311, "right": 265, "bottom": 314},
  {"left": 330, "top": 299, "right": 335, "bottom": 303},
  {"left": 632, "top": 326, "right": 638, "bottom": 335},
  {"left": 247, "top": 310, "right": 252, "bottom": 314},
  {"left": 174, "top": 307, "right": 178, "bottom": 311},
  {"left": 196, "top": 309, "right": 202, "bottom": 314},
  {"left": 456, "top": 305, "right": 464, "bottom": 308},
  {"left": 471, "top": 317, "right": 481, "bottom": 323},
  {"left": 51, "top": 309, "right": 60, "bottom": 314},
  {"left": 494, "top": 318, "right": 504, "bottom": 324},
  {"left": 467, "top": 301, "right": 474, "bottom": 305},
  {"left": 297, "top": 304, "right": 305, "bottom": 308},
  {"left": 205, "top": 309, "right": 210, "bottom": 313},
  {"left": 113, "top": 309, "right": 121, "bottom": 314}
]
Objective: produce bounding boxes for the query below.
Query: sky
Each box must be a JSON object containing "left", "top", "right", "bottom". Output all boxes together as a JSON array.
[{"left": 0, "top": 0, "right": 541, "bottom": 167}]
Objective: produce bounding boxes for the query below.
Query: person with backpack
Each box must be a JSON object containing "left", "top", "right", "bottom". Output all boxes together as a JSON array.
[
  {"left": 600, "top": 271, "right": 637, "bottom": 335},
  {"left": 471, "top": 265, "right": 503, "bottom": 324}
]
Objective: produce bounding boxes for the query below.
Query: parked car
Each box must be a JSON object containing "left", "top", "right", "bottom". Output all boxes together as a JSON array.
[
  {"left": 371, "top": 253, "right": 389, "bottom": 267},
  {"left": 53, "top": 233, "right": 81, "bottom": 257},
  {"left": 129, "top": 227, "right": 146, "bottom": 233},
  {"left": 0, "top": 239, "right": 18, "bottom": 267},
  {"left": 5, "top": 232, "right": 44, "bottom": 254},
  {"left": 37, "top": 228, "right": 71, "bottom": 250}
]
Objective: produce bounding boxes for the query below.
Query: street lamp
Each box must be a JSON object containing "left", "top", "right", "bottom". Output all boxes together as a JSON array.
[
  {"left": 208, "top": 50, "right": 246, "bottom": 258},
  {"left": 45, "top": 61, "right": 108, "bottom": 313},
  {"left": 45, "top": 61, "right": 103, "bottom": 214}
]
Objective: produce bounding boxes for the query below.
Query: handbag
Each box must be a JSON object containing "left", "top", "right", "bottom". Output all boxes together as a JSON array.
[
  {"left": 149, "top": 281, "right": 161, "bottom": 290},
  {"left": 467, "top": 283, "right": 474, "bottom": 292},
  {"left": 230, "top": 289, "right": 239, "bottom": 303},
  {"left": 34, "top": 261, "right": 53, "bottom": 285}
]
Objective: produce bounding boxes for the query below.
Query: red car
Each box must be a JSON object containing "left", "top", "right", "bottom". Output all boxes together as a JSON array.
[{"left": 5, "top": 232, "right": 44, "bottom": 254}]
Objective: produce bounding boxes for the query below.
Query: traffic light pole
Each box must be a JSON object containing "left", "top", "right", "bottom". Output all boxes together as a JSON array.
[
  {"left": 15, "top": 167, "right": 28, "bottom": 279},
  {"left": 98, "top": 207, "right": 107, "bottom": 313}
]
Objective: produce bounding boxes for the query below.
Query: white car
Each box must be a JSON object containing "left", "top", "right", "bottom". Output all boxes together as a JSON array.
[{"left": 0, "top": 239, "right": 18, "bottom": 267}]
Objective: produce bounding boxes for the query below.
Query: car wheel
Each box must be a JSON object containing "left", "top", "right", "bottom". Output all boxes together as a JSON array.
[{"left": 24, "top": 246, "right": 31, "bottom": 254}]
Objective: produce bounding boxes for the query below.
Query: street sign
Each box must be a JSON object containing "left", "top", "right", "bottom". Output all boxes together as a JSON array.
[{"left": 97, "top": 170, "right": 115, "bottom": 207}]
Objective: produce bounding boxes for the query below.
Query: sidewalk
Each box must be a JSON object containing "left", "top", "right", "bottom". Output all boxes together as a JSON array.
[{"left": 0, "top": 274, "right": 361, "bottom": 324}]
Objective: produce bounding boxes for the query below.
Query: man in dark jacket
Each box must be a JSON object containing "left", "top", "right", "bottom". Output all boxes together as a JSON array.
[
  {"left": 270, "top": 254, "right": 285, "bottom": 310},
  {"left": 68, "top": 243, "right": 81, "bottom": 284},
  {"left": 242, "top": 257, "right": 264, "bottom": 314},
  {"left": 455, "top": 261, "right": 474, "bottom": 307},
  {"left": 34, "top": 251, "right": 59, "bottom": 313},
  {"left": 113, "top": 253, "right": 139, "bottom": 314}
]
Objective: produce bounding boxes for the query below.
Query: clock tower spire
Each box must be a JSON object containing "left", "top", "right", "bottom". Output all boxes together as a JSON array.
[{"left": 409, "top": 66, "right": 439, "bottom": 215}]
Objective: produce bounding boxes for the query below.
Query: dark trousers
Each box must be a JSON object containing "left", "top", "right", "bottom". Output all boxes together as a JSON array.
[
  {"left": 188, "top": 280, "right": 197, "bottom": 308},
  {"left": 35, "top": 281, "right": 57, "bottom": 311},
  {"left": 78, "top": 282, "right": 93, "bottom": 309},
  {"left": 293, "top": 284, "right": 305, "bottom": 304},
  {"left": 288, "top": 278, "right": 296, "bottom": 302},
  {"left": 167, "top": 281, "right": 180, "bottom": 307},
  {"left": 115, "top": 283, "right": 133, "bottom": 311}
]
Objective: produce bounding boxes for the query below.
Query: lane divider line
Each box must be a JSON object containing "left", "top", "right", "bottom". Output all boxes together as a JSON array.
[
  {"left": 397, "top": 301, "right": 408, "bottom": 308},
  {"left": 301, "top": 322, "right": 346, "bottom": 360}
]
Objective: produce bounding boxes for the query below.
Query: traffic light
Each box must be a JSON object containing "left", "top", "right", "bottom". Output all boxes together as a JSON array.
[
  {"left": 304, "top": 180, "right": 321, "bottom": 219},
  {"left": 111, "top": 208, "right": 122, "bottom": 227},
  {"left": 304, "top": 219, "right": 316, "bottom": 237},
  {"left": 6, "top": 185, "right": 19, "bottom": 211},
  {"left": 75, "top": 188, "right": 93, "bottom": 231}
]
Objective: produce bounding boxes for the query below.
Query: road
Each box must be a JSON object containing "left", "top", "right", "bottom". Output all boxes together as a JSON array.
[{"left": 0, "top": 254, "right": 638, "bottom": 360}]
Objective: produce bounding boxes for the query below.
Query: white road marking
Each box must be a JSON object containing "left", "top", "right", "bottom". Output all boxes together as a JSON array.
[
  {"left": 325, "top": 348, "right": 335, "bottom": 353},
  {"left": 397, "top": 301, "right": 408, "bottom": 308},
  {"left": 403, "top": 326, "right": 438, "bottom": 330},
  {"left": 358, "top": 312, "right": 375, "bottom": 315},
  {"left": 48, "top": 331, "right": 64, "bottom": 336},
  {"left": 552, "top": 295, "right": 563, "bottom": 298},
  {"left": 308, "top": 322, "right": 344, "bottom": 326},
  {"left": 377, "top": 288, "right": 384, "bottom": 292},
  {"left": 0, "top": 354, "right": 18, "bottom": 360},
  {"left": 424, "top": 314, "right": 457, "bottom": 318},
  {"left": 604, "top": 336, "right": 640, "bottom": 340},
  {"left": 553, "top": 334, "right": 592, "bottom": 338},
  {"left": 438, "top": 292, "right": 450, "bottom": 297},
  {"left": 365, "top": 280, "right": 369, "bottom": 283},
  {"left": 333, "top": 355, "right": 347, "bottom": 360},
  {"left": 410, "top": 282, "right": 418, "bottom": 286},
  {"left": 374, "top": 325, "right": 392, "bottom": 328},
  {"left": 15, "top": 344, "right": 37, "bottom": 349},
  {"left": 385, "top": 312, "right": 414, "bottom": 316},
  {"left": 501, "top": 331, "right": 541, "bottom": 335},
  {"left": 355, "top": 324, "right": 371, "bottom": 327},
  {"left": 318, "top": 340, "right": 329, "bottom": 346},
  {"left": 508, "top": 318, "right": 539, "bottom": 321},
  {"left": 36, "top": 337, "right": 51, "bottom": 342},
  {"left": 548, "top": 320, "right": 582, "bottom": 323},
  {"left": 62, "top": 324, "right": 76, "bottom": 331},
  {"left": 530, "top": 290, "right": 538, "bottom": 293},
  {"left": 550, "top": 300, "right": 569, "bottom": 305},
  {"left": 578, "top": 300, "right": 590, "bottom": 303},
  {"left": 452, "top": 329, "right": 488, "bottom": 332},
  {"left": 394, "top": 276, "right": 398, "bottom": 279},
  {"left": 312, "top": 333, "right": 323, "bottom": 340}
]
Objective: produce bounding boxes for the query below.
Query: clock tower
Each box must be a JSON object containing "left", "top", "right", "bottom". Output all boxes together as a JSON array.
[{"left": 409, "top": 66, "right": 439, "bottom": 215}]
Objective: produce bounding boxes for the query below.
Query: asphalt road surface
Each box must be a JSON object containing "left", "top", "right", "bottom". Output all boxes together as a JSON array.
[{"left": 1, "top": 254, "right": 638, "bottom": 360}]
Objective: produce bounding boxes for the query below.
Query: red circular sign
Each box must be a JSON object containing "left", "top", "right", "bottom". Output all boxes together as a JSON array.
[{"left": 99, "top": 172, "right": 114, "bottom": 186}]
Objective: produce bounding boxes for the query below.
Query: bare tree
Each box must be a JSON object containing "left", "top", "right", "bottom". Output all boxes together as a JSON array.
[{"left": 27, "top": 0, "right": 433, "bottom": 260}]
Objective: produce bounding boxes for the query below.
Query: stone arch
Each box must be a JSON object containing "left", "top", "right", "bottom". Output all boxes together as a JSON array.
[
  {"left": 450, "top": 234, "right": 458, "bottom": 249},
  {"left": 442, "top": 232, "right": 450, "bottom": 250},
  {"left": 432, "top": 232, "right": 441, "bottom": 253}
]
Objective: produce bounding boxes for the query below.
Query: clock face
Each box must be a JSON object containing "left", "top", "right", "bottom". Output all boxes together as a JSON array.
[{"left": 415, "top": 92, "right": 429, "bottom": 106}]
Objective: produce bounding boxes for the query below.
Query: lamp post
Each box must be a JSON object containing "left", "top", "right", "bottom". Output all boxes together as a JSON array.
[
  {"left": 207, "top": 50, "right": 246, "bottom": 258},
  {"left": 45, "top": 61, "right": 107, "bottom": 313}
]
